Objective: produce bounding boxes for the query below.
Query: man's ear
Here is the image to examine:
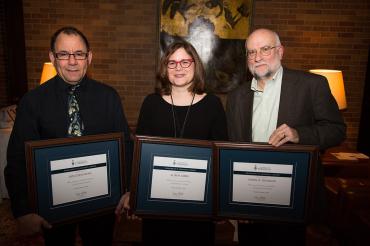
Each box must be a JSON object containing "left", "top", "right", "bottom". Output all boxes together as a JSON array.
[
  {"left": 87, "top": 51, "right": 92, "bottom": 65},
  {"left": 49, "top": 51, "right": 55, "bottom": 66},
  {"left": 278, "top": 45, "right": 284, "bottom": 60}
]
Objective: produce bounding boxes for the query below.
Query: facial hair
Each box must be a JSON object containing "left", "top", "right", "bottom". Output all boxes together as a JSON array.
[{"left": 252, "top": 70, "right": 272, "bottom": 81}]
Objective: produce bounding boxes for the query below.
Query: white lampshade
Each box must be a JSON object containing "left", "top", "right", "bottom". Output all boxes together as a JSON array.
[
  {"left": 40, "top": 62, "right": 57, "bottom": 84},
  {"left": 309, "top": 69, "right": 347, "bottom": 110}
]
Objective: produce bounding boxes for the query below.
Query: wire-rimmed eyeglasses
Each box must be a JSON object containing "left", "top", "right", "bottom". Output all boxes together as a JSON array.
[
  {"left": 246, "top": 46, "right": 280, "bottom": 60},
  {"left": 167, "top": 59, "right": 194, "bottom": 69},
  {"left": 54, "top": 51, "right": 89, "bottom": 60}
]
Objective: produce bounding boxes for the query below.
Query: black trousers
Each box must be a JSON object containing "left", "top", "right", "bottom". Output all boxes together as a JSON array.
[
  {"left": 142, "top": 218, "right": 215, "bottom": 245},
  {"left": 238, "top": 222, "right": 306, "bottom": 246},
  {"left": 43, "top": 213, "right": 115, "bottom": 246}
]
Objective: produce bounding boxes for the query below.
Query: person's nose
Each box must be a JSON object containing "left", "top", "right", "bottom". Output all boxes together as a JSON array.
[
  {"left": 254, "top": 50, "right": 263, "bottom": 62},
  {"left": 68, "top": 54, "right": 78, "bottom": 65},
  {"left": 174, "top": 63, "right": 182, "bottom": 70}
]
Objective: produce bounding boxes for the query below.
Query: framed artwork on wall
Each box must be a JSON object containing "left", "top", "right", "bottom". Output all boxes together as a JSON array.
[{"left": 159, "top": 0, "right": 254, "bottom": 93}]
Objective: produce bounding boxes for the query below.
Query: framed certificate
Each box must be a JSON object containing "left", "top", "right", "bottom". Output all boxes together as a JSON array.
[
  {"left": 214, "top": 142, "right": 318, "bottom": 223},
  {"left": 25, "top": 132, "right": 125, "bottom": 225},
  {"left": 130, "top": 135, "right": 213, "bottom": 219}
]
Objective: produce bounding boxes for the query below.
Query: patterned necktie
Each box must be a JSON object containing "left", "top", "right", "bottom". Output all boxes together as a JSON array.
[{"left": 67, "top": 84, "right": 84, "bottom": 137}]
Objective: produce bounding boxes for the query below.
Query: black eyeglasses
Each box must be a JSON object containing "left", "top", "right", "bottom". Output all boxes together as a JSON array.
[
  {"left": 246, "top": 46, "right": 280, "bottom": 60},
  {"left": 54, "top": 51, "right": 89, "bottom": 60},
  {"left": 167, "top": 59, "right": 194, "bottom": 69}
]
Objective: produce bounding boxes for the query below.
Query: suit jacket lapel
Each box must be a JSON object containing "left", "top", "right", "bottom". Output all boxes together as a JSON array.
[
  {"left": 238, "top": 82, "right": 254, "bottom": 141},
  {"left": 230, "top": 82, "right": 254, "bottom": 142},
  {"left": 277, "top": 68, "right": 298, "bottom": 126},
  {"left": 245, "top": 84, "right": 254, "bottom": 141}
]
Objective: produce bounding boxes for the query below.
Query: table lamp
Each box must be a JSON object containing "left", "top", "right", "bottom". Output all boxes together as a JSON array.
[
  {"left": 309, "top": 69, "right": 347, "bottom": 110},
  {"left": 40, "top": 62, "right": 57, "bottom": 84}
]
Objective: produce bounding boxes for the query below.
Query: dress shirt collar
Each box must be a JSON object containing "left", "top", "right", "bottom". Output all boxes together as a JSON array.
[{"left": 55, "top": 75, "right": 88, "bottom": 94}]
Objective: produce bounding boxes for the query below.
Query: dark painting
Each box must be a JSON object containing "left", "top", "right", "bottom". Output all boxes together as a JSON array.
[{"left": 159, "top": 0, "right": 254, "bottom": 93}]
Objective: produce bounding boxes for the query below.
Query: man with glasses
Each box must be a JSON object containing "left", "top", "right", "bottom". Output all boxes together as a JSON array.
[
  {"left": 226, "top": 28, "right": 346, "bottom": 245},
  {"left": 5, "top": 26, "right": 132, "bottom": 245}
]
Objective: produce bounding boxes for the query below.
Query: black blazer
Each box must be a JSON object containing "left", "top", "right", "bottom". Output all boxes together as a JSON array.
[{"left": 226, "top": 67, "right": 346, "bottom": 150}]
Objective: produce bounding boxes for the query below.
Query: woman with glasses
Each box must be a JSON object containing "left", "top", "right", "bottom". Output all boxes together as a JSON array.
[
  {"left": 136, "top": 40, "right": 227, "bottom": 141},
  {"left": 116, "top": 40, "right": 227, "bottom": 245}
]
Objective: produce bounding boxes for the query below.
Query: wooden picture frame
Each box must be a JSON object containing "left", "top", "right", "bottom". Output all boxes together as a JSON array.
[
  {"left": 25, "top": 132, "right": 125, "bottom": 225},
  {"left": 214, "top": 142, "right": 319, "bottom": 223},
  {"left": 130, "top": 135, "right": 214, "bottom": 220}
]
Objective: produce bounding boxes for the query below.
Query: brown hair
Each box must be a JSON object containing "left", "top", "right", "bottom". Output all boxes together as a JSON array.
[
  {"left": 155, "top": 40, "right": 206, "bottom": 95},
  {"left": 50, "top": 26, "right": 90, "bottom": 52}
]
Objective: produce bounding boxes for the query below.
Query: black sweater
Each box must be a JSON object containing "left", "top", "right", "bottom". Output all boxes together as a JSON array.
[
  {"left": 136, "top": 93, "right": 228, "bottom": 141},
  {"left": 5, "top": 75, "right": 132, "bottom": 217}
]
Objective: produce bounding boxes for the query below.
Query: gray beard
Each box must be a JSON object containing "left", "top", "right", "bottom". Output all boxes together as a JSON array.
[{"left": 253, "top": 70, "right": 272, "bottom": 81}]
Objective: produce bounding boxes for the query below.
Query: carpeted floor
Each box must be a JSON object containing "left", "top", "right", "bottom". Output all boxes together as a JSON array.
[
  {"left": 0, "top": 198, "right": 234, "bottom": 246},
  {"left": 1, "top": 198, "right": 339, "bottom": 246},
  {"left": 0, "top": 199, "right": 44, "bottom": 246}
]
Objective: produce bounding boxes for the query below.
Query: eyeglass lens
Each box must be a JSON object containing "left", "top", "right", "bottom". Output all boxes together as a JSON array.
[
  {"left": 55, "top": 52, "right": 88, "bottom": 60},
  {"left": 167, "top": 59, "right": 193, "bottom": 69},
  {"left": 247, "top": 46, "right": 277, "bottom": 59}
]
